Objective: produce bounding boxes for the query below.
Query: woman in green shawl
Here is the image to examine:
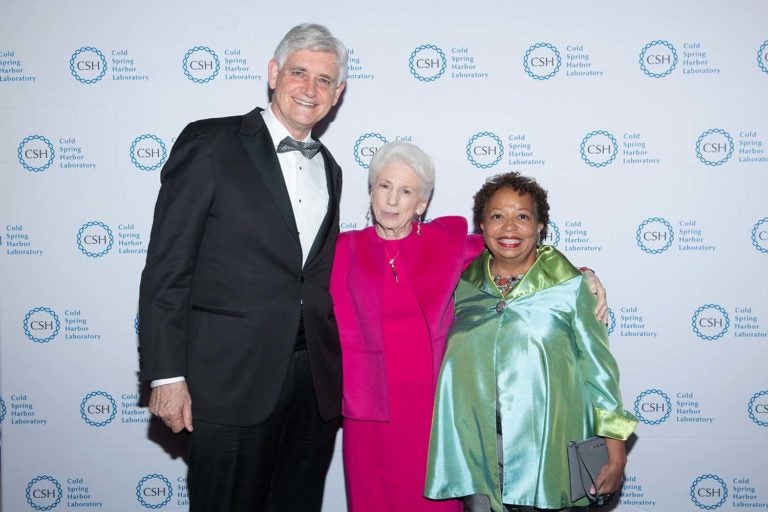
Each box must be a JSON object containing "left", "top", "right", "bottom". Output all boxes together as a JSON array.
[{"left": 425, "top": 172, "right": 637, "bottom": 512}]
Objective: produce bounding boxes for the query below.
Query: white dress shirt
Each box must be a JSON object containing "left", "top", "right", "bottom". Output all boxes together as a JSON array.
[{"left": 261, "top": 104, "right": 329, "bottom": 265}]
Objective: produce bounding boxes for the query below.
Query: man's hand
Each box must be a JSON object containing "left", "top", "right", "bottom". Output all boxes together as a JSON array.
[
  {"left": 149, "top": 381, "right": 193, "bottom": 433},
  {"left": 582, "top": 269, "right": 608, "bottom": 325}
]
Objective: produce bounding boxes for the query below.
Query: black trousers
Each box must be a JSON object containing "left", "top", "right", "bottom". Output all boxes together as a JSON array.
[
  {"left": 462, "top": 431, "right": 586, "bottom": 512},
  {"left": 187, "top": 347, "right": 340, "bottom": 512}
]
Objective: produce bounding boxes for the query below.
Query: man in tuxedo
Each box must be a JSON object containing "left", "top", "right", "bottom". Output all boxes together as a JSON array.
[{"left": 138, "top": 23, "right": 347, "bottom": 511}]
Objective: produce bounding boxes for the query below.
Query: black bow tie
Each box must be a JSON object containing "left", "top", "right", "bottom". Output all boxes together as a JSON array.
[{"left": 276, "top": 136, "right": 322, "bottom": 159}]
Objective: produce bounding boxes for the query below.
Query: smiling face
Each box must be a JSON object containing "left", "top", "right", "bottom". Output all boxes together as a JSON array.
[
  {"left": 480, "top": 187, "right": 543, "bottom": 275},
  {"left": 268, "top": 49, "right": 345, "bottom": 140},
  {"left": 370, "top": 161, "right": 428, "bottom": 240}
]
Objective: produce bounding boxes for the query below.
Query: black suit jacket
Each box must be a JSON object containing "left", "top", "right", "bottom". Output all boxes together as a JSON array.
[{"left": 138, "top": 107, "right": 342, "bottom": 425}]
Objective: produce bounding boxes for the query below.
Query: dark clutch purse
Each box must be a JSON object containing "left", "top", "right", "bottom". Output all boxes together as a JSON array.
[{"left": 567, "top": 436, "right": 610, "bottom": 505}]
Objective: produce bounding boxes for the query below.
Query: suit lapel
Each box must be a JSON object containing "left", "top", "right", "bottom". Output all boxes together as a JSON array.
[
  {"left": 304, "top": 145, "right": 339, "bottom": 267},
  {"left": 238, "top": 108, "right": 300, "bottom": 240}
]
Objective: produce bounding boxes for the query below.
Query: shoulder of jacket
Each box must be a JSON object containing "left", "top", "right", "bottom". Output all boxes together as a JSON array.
[
  {"left": 424, "top": 216, "right": 469, "bottom": 240},
  {"left": 337, "top": 226, "right": 372, "bottom": 245},
  {"left": 188, "top": 114, "right": 243, "bottom": 133}
]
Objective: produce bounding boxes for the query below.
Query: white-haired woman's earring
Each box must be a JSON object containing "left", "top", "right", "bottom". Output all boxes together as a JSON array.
[
  {"left": 417, "top": 215, "right": 422, "bottom": 236},
  {"left": 365, "top": 209, "right": 371, "bottom": 227}
]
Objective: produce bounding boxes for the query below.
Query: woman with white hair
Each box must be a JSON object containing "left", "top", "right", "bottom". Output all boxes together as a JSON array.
[{"left": 330, "top": 142, "right": 606, "bottom": 511}]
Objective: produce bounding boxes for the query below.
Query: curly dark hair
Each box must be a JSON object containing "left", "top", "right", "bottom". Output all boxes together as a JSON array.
[{"left": 471, "top": 171, "right": 550, "bottom": 239}]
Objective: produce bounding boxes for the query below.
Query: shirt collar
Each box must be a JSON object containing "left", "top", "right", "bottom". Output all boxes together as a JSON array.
[
  {"left": 261, "top": 103, "right": 315, "bottom": 148},
  {"left": 463, "top": 246, "right": 581, "bottom": 299}
]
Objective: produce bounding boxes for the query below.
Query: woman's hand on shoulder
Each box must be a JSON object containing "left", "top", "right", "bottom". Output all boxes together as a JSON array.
[{"left": 581, "top": 268, "right": 608, "bottom": 324}]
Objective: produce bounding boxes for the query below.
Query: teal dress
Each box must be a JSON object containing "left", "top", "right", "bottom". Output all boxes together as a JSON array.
[{"left": 425, "top": 247, "right": 637, "bottom": 511}]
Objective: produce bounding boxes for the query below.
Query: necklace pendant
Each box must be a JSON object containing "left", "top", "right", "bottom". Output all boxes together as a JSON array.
[
  {"left": 388, "top": 258, "right": 398, "bottom": 283},
  {"left": 495, "top": 300, "right": 506, "bottom": 313}
]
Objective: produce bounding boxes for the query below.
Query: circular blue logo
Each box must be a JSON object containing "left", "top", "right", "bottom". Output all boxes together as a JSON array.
[
  {"left": 0, "top": 396, "right": 6, "bottom": 423},
  {"left": 696, "top": 128, "right": 734, "bottom": 166},
  {"left": 80, "top": 391, "right": 117, "bottom": 427},
  {"left": 353, "top": 132, "right": 388, "bottom": 169},
  {"left": 607, "top": 308, "right": 616, "bottom": 336},
  {"left": 466, "top": 132, "right": 504, "bottom": 169},
  {"left": 748, "top": 390, "right": 768, "bottom": 427},
  {"left": 18, "top": 135, "right": 55, "bottom": 172},
  {"left": 23, "top": 307, "right": 61, "bottom": 343},
  {"left": 634, "top": 388, "right": 672, "bottom": 425},
  {"left": 690, "top": 474, "right": 728, "bottom": 510},
  {"left": 580, "top": 130, "right": 618, "bottom": 167},
  {"left": 136, "top": 474, "right": 173, "bottom": 509},
  {"left": 69, "top": 47, "right": 107, "bottom": 84},
  {"left": 639, "top": 40, "right": 678, "bottom": 78},
  {"left": 636, "top": 217, "right": 674, "bottom": 254},
  {"left": 408, "top": 44, "right": 446, "bottom": 82},
  {"left": 523, "top": 42, "right": 561, "bottom": 80},
  {"left": 542, "top": 220, "right": 560, "bottom": 247},
  {"left": 691, "top": 304, "right": 730, "bottom": 340},
  {"left": 134, "top": 313, "right": 140, "bottom": 335},
  {"left": 26, "top": 475, "right": 63, "bottom": 511},
  {"left": 750, "top": 217, "right": 768, "bottom": 254},
  {"left": 757, "top": 41, "right": 768, "bottom": 75},
  {"left": 183, "top": 46, "right": 220, "bottom": 83},
  {"left": 77, "top": 221, "right": 114, "bottom": 257},
  {"left": 130, "top": 134, "right": 167, "bottom": 171}
]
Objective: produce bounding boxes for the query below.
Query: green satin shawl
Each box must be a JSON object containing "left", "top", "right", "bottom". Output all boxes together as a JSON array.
[{"left": 425, "top": 247, "right": 637, "bottom": 511}]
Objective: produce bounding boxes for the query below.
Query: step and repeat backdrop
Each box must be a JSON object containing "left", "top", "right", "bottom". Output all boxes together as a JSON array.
[{"left": 2, "top": 1, "right": 767, "bottom": 510}]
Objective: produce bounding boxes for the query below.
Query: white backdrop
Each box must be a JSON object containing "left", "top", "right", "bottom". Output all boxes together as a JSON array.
[{"left": 2, "top": 1, "right": 767, "bottom": 510}]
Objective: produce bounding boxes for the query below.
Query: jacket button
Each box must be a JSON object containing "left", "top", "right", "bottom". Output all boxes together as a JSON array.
[{"left": 300, "top": 275, "right": 305, "bottom": 283}]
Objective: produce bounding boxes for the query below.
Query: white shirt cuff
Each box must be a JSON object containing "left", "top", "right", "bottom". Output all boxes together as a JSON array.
[{"left": 150, "top": 376, "right": 185, "bottom": 388}]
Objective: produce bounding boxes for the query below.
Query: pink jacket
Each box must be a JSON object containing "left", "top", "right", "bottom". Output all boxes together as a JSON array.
[{"left": 330, "top": 216, "right": 484, "bottom": 421}]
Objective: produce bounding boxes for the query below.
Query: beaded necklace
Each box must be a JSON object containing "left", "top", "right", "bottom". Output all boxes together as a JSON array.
[{"left": 492, "top": 273, "right": 526, "bottom": 295}]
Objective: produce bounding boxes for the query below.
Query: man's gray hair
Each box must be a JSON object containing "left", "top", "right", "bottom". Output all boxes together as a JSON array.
[{"left": 274, "top": 23, "right": 348, "bottom": 84}]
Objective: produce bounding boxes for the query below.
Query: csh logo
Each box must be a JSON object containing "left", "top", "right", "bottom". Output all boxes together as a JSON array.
[
  {"left": 183, "top": 46, "right": 220, "bottom": 83},
  {"left": 18, "top": 135, "right": 55, "bottom": 172},
  {"left": 23, "top": 307, "right": 61, "bottom": 343},
  {"left": 691, "top": 304, "right": 730, "bottom": 341},
  {"left": 26, "top": 475, "right": 63, "bottom": 511},
  {"left": 0, "top": 395, "right": 6, "bottom": 423},
  {"left": 80, "top": 391, "right": 117, "bottom": 427},
  {"left": 542, "top": 220, "right": 560, "bottom": 247},
  {"left": 77, "top": 221, "right": 114, "bottom": 257},
  {"left": 69, "top": 46, "right": 107, "bottom": 84},
  {"left": 136, "top": 474, "right": 173, "bottom": 509},
  {"left": 635, "top": 217, "right": 674, "bottom": 254},
  {"left": 748, "top": 390, "right": 768, "bottom": 427},
  {"left": 607, "top": 308, "right": 616, "bottom": 336},
  {"left": 639, "top": 40, "right": 678, "bottom": 78},
  {"left": 466, "top": 131, "right": 504, "bottom": 169},
  {"left": 752, "top": 217, "right": 768, "bottom": 254},
  {"left": 408, "top": 44, "right": 446, "bottom": 82},
  {"left": 130, "top": 134, "right": 168, "bottom": 171},
  {"left": 758, "top": 41, "right": 768, "bottom": 75},
  {"left": 634, "top": 388, "right": 672, "bottom": 425},
  {"left": 523, "top": 42, "right": 561, "bottom": 80},
  {"left": 690, "top": 474, "right": 728, "bottom": 510},
  {"left": 353, "top": 132, "right": 388, "bottom": 169},
  {"left": 696, "top": 128, "right": 734, "bottom": 166},
  {"left": 580, "top": 130, "right": 618, "bottom": 167}
]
